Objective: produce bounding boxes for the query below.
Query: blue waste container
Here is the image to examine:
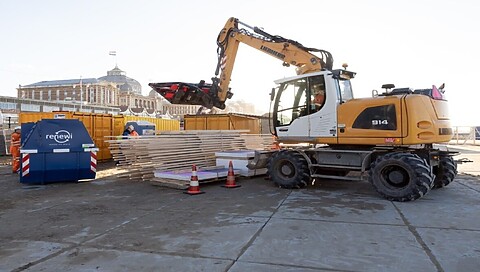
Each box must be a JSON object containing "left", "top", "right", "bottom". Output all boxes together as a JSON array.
[
  {"left": 21, "top": 122, "right": 35, "bottom": 143},
  {"left": 125, "top": 121, "right": 156, "bottom": 135},
  {"left": 19, "top": 119, "right": 98, "bottom": 184}
]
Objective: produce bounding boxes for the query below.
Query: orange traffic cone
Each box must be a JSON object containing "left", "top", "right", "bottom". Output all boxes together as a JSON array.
[
  {"left": 184, "top": 164, "right": 205, "bottom": 195},
  {"left": 222, "top": 161, "right": 241, "bottom": 188}
]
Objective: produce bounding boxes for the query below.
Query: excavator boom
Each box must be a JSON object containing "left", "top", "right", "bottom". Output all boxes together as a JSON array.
[{"left": 150, "top": 17, "right": 334, "bottom": 109}]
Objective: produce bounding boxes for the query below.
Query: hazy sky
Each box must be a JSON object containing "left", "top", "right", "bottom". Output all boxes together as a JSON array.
[{"left": 1, "top": 0, "right": 479, "bottom": 125}]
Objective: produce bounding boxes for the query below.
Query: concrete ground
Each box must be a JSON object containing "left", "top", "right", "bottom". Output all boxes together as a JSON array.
[{"left": 1, "top": 147, "right": 479, "bottom": 272}]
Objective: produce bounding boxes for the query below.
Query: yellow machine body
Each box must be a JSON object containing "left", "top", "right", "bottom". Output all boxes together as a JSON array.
[{"left": 331, "top": 94, "right": 452, "bottom": 146}]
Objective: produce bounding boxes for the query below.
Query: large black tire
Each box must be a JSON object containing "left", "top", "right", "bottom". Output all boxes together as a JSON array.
[
  {"left": 267, "top": 150, "right": 310, "bottom": 189},
  {"left": 369, "top": 152, "right": 434, "bottom": 202},
  {"left": 433, "top": 156, "right": 457, "bottom": 188}
]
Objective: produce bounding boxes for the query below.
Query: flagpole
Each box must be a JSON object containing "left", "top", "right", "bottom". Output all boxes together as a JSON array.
[{"left": 109, "top": 50, "right": 117, "bottom": 66}]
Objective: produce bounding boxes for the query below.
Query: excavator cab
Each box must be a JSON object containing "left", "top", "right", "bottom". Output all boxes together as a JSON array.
[{"left": 271, "top": 70, "right": 355, "bottom": 143}]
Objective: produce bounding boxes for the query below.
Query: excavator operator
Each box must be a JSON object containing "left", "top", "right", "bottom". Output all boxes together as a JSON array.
[
  {"left": 310, "top": 80, "right": 326, "bottom": 114},
  {"left": 312, "top": 84, "right": 325, "bottom": 107}
]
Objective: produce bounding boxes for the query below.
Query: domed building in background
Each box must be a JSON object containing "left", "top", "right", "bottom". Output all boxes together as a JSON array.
[
  {"left": 98, "top": 65, "right": 142, "bottom": 95},
  {"left": 99, "top": 66, "right": 158, "bottom": 115},
  {"left": 8, "top": 64, "right": 243, "bottom": 118}
]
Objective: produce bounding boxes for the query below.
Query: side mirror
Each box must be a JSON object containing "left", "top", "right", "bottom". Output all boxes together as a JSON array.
[{"left": 270, "top": 88, "right": 275, "bottom": 101}]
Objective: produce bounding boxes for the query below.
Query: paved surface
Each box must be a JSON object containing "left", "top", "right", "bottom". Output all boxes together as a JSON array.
[{"left": 1, "top": 151, "right": 480, "bottom": 272}]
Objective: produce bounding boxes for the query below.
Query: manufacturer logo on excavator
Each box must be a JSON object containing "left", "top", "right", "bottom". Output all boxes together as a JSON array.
[{"left": 260, "top": 45, "right": 285, "bottom": 59}]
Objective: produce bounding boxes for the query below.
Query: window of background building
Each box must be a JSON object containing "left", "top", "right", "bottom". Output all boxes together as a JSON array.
[
  {"left": 39, "top": 90, "right": 43, "bottom": 100},
  {"left": 21, "top": 104, "right": 41, "bottom": 112},
  {"left": 0, "top": 102, "right": 17, "bottom": 110},
  {"left": 56, "top": 90, "right": 60, "bottom": 100},
  {"left": 31, "top": 89, "right": 35, "bottom": 99},
  {"left": 48, "top": 90, "right": 51, "bottom": 101}
]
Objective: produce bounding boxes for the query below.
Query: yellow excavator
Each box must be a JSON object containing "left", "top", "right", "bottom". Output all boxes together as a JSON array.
[{"left": 150, "top": 17, "right": 457, "bottom": 201}]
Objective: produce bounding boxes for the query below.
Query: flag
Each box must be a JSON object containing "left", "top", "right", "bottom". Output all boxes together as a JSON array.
[{"left": 109, "top": 51, "right": 117, "bottom": 56}]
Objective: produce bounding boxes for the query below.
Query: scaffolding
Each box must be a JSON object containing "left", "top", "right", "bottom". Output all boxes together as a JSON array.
[
  {"left": 0, "top": 111, "right": 19, "bottom": 156},
  {"left": 451, "top": 126, "right": 480, "bottom": 145}
]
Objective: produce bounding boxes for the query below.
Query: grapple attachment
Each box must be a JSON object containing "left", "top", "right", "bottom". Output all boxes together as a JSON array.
[{"left": 149, "top": 81, "right": 226, "bottom": 109}]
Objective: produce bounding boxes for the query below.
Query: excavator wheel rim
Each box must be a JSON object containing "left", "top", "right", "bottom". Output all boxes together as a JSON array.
[
  {"left": 380, "top": 165, "right": 410, "bottom": 188},
  {"left": 279, "top": 161, "right": 296, "bottom": 178}
]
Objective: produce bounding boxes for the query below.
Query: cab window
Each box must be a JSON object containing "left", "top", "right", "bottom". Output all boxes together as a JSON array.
[
  {"left": 309, "top": 75, "right": 326, "bottom": 113},
  {"left": 275, "top": 78, "right": 307, "bottom": 126},
  {"left": 338, "top": 79, "right": 354, "bottom": 102}
]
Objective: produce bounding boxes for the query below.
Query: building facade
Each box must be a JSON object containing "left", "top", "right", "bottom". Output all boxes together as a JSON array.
[
  {"left": 98, "top": 66, "right": 159, "bottom": 111},
  {"left": 98, "top": 65, "right": 142, "bottom": 95},
  {"left": 4, "top": 65, "right": 258, "bottom": 118},
  {"left": 0, "top": 96, "right": 120, "bottom": 115},
  {"left": 119, "top": 91, "right": 157, "bottom": 111},
  {"left": 17, "top": 78, "right": 119, "bottom": 108}
]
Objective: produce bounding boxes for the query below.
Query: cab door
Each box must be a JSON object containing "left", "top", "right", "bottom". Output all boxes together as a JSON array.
[
  {"left": 273, "top": 73, "right": 338, "bottom": 143},
  {"left": 273, "top": 77, "right": 311, "bottom": 141},
  {"left": 308, "top": 74, "right": 338, "bottom": 139}
]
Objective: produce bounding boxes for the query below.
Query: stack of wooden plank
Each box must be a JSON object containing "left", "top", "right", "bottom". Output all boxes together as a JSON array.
[{"left": 106, "top": 131, "right": 274, "bottom": 188}]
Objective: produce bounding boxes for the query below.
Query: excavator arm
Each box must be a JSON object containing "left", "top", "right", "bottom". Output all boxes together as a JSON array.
[
  {"left": 213, "top": 17, "right": 333, "bottom": 106},
  {"left": 150, "top": 17, "right": 334, "bottom": 109}
]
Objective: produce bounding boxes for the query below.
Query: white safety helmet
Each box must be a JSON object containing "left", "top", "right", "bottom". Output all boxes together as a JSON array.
[{"left": 14, "top": 126, "right": 21, "bottom": 131}]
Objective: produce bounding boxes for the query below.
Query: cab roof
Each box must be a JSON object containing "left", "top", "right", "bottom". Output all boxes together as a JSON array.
[{"left": 274, "top": 69, "right": 356, "bottom": 84}]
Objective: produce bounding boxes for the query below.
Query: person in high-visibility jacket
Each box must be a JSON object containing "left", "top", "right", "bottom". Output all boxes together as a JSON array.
[
  {"left": 122, "top": 125, "right": 139, "bottom": 137},
  {"left": 10, "top": 126, "right": 21, "bottom": 173}
]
